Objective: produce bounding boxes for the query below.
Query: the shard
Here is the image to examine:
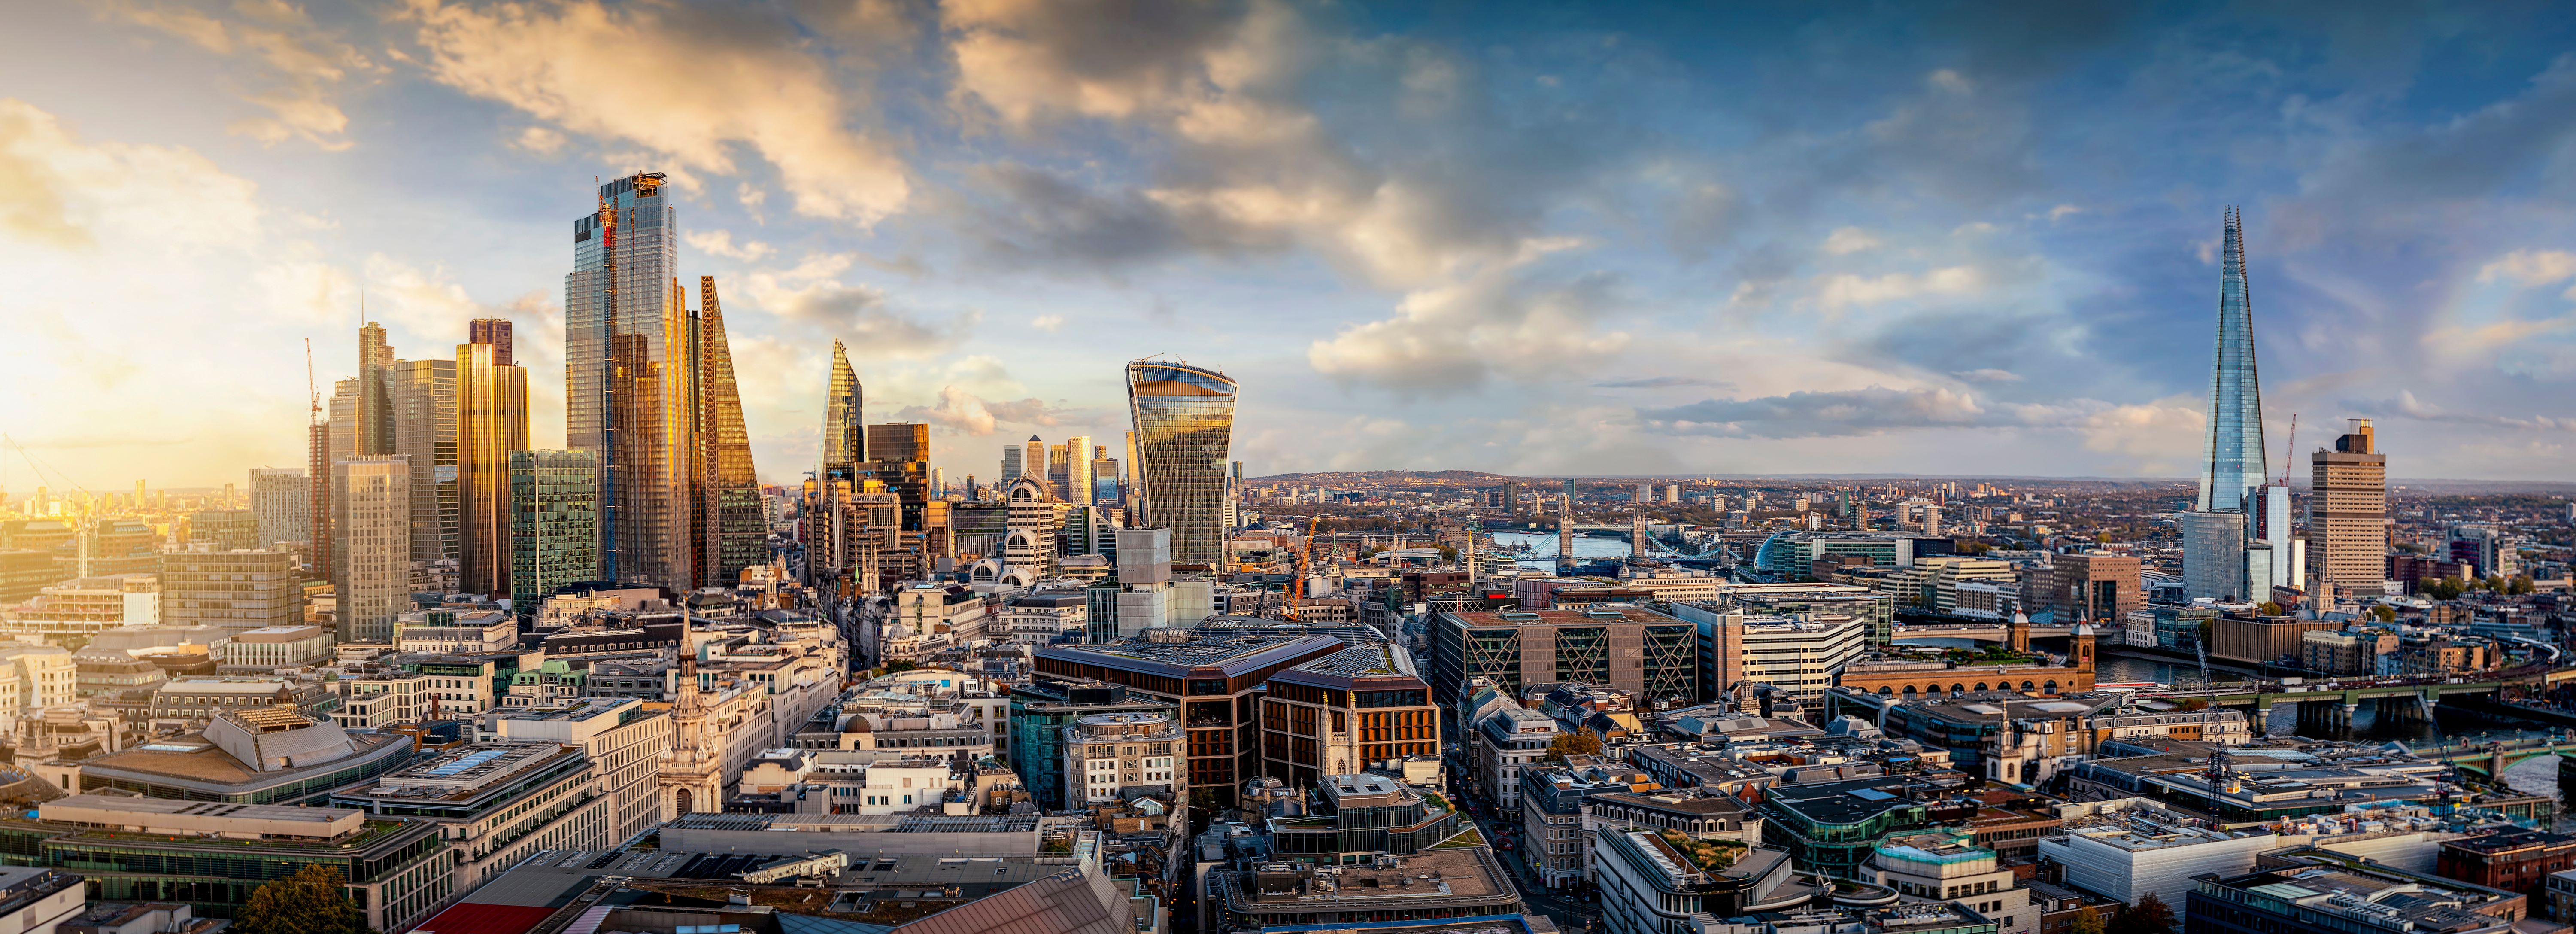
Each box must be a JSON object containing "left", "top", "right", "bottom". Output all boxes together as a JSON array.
[
  {"left": 691, "top": 276, "right": 765, "bottom": 587},
  {"left": 2198, "top": 207, "right": 2267, "bottom": 514}
]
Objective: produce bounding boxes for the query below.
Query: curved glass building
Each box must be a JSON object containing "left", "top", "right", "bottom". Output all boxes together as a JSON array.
[{"left": 1125, "top": 360, "right": 1238, "bottom": 565}]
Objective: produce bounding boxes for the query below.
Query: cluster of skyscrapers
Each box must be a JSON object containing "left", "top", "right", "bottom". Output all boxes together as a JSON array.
[
  {"left": 296, "top": 173, "right": 765, "bottom": 642},
  {"left": 2181, "top": 208, "right": 2388, "bottom": 605}
]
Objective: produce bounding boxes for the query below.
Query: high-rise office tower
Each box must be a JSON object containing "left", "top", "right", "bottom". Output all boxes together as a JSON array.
[
  {"left": 2310, "top": 419, "right": 2387, "bottom": 594},
  {"left": 1125, "top": 360, "right": 1238, "bottom": 565},
  {"left": 1065, "top": 436, "right": 1094, "bottom": 507},
  {"left": 1092, "top": 454, "right": 1120, "bottom": 505},
  {"left": 1047, "top": 442, "right": 1071, "bottom": 500},
  {"left": 821, "top": 339, "right": 863, "bottom": 480},
  {"left": 358, "top": 321, "right": 395, "bottom": 456},
  {"left": 1022, "top": 436, "right": 1045, "bottom": 480},
  {"left": 312, "top": 377, "right": 359, "bottom": 580},
  {"left": 468, "top": 318, "right": 515, "bottom": 367},
  {"left": 332, "top": 455, "right": 410, "bottom": 643},
  {"left": 458, "top": 340, "right": 530, "bottom": 596},
  {"left": 249, "top": 467, "right": 308, "bottom": 549},
  {"left": 2198, "top": 208, "right": 2267, "bottom": 514},
  {"left": 509, "top": 450, "right": 600, "bottom": 617},
  {"left": 1000, "top": 447, "right": 1022, "bottom": 484},
  {"left": 865, "top": 422, "right": 932, "bottom": 532},
  {"left": 691, "top": 277, "right": 764, "bottom": 588},
  {"left": 393, "top": 358, "right": 458, "bottom": 563},
  {"left": 2183, "top": 209, "right": 2272, "bottom": 602},
  {"left": 567, "top": 173, "right": 696, "bottom": 588}
]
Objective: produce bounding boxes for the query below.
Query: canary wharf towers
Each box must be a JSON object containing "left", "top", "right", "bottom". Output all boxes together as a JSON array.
[
  {"left": 1126, "top": 360, "right": 1238, "bottom": 565},
  {"left": 565, "top": 173, "right": 762, "bottom": 590}
]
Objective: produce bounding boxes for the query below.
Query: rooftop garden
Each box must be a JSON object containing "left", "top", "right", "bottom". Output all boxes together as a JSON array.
[
  {"left": 1432, "top": 826, "right": 1487, "bottom": 849},
  {"left": 1422, "top": 791, "right": 1452, "bottom": 813},
  {"left": 1656, "top": 830, "right": 1748, "bottom": 872}
]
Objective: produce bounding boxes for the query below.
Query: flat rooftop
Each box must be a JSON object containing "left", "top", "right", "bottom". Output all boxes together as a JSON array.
[
  {"left": 2211, "top": 864, "right": 2513, "bottom": 933},
  {"left": 1038, "top": 634, "right": 1341, "bottom": 678},
  {"left": 346, "top": 742, "right": 579, "bottom": 802},
  {"left": 1445, "top": 605, "right": 1684, "bottom": 627}
]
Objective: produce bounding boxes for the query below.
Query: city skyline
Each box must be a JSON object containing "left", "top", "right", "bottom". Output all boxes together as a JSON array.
[{"left": 11, "top": 5, "right": 2576, "bottom": 490}]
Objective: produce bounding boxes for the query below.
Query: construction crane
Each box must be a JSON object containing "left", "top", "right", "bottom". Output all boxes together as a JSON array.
[
  {"left": 306, "top": 338, "right": 321, "bottom": 423},
  {"left": 2279, "top": 414, "right": 2298, "bottom": 484},
  {"left": 1290, "top": 515, "right": 1322, "bottom": 609}
]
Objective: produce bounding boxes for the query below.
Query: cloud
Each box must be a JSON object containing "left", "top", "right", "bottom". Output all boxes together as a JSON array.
[
  {"left": 105, "top": 0, "right": 377, "bottom": 149},
  {"left": 2357, "top": 390, "right": 2576, "bottom": 431},
  {"left": 1816, "top": 265, "right": 1987, "bottom": 311},
  {"left": 402, "top": 0, "right": 909, "bottom": 224},
  {"left": 1640, "top": 386, "right": 1997, "bottom": 438},
  {"left": 687, "top": 229, "right": 774, "bottom": 262},
  {"left": 1821, "top": 227, "right": 1882, "bottom": 255},
  {"left": 513, "top": 126, "right": 565, "bottom": 155},
  {"left": 2047, "top": 204, "right": 2082, "bottom": 222},
  {"left": 1950, "top": 368, "right": 2024, "bottom": 383},
  {"left": 740, "top": 254, "right": 971, "bottom": 357},
  {"left": 893, "top": 386, "right": 1090, "bottom": 436},
  {"left": 1308, "top": 242, "right": 1628, "bottom": 396},
  {"left": 2477, "top": 249, "right": 2576, "bottom": 297},
  {"left": 1030, "top": 314, "right": 1064, "bottom": 332},
  {"left": 1593, "top": 376, "right": 1731, "bottom": 390}
]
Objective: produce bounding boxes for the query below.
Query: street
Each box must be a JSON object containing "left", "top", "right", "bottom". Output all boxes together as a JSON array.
[{"left": 1456, "top": 791, "right": 1599, "bottom": 933}]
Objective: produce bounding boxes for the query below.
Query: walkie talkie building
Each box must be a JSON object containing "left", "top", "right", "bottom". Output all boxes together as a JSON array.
[{"left": 1125, "top": 360, "right": 1238, "bottom": 565}]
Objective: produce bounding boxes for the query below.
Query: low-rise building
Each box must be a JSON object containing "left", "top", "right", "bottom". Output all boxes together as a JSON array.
[
  {"left": 2439, "top": 829, "right": 2576, "bottom": 907},
  {"left": 1010, "top": 679, "right": 1176, "bottom": 812},
  {"left": 1063, "top": 711, "right": 1182, "bottom": 806},
  {"left": 1521, "top": 755, "right": 1660, "bottom": 889},
  {"left": 2188, "top": 852, "right": 2523, "bottom": 934},
  {"left": 482, "top": 699, "right": 672, "bottom": 844},
  {"left": 1595, "top": 831, "right": 1825, "bottom": 934},
  {"left": 328, "top": 740, "right": 611, "bottom": 891},
  {"left": 1868, "top": 831, "right": 2036, "bottom": 934},
  {"left": 1208, "top": 849, "right": 1525, "bottom": 931},
  {"left": 396, "top": 608, "right": 519, "bottom": 654},
  {"left": 223, "top": 624, "right": 334, "bottom": 669},
  {"left": 2034, "top": 799, "right": 2277, "bottom": 923}
]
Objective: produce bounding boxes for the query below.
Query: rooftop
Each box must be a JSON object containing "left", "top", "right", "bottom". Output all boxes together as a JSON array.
[
  {"left": 344, "top": 742, "right": 580, "bottom": 803},
  {"left": 1445, "top": 605, "right": 1683, "bottom": 627},
  {"left": 1037, "top": 634, "right": 1341, "bottom": 679},
  {"left": 2204, "top": 861, "right": 2516, "bottom": 934}
]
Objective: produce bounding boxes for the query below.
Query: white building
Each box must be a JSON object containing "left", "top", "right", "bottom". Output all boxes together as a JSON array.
[
  {"left": 1871, "top": 831, "right": 2037, "bottom": 934},
  {"left": 249, "top": 466, "right": 309, "bottom": 548},
  {"left": 1061, "top": 711, "right": 1181, "bottom": 805},
  {"left": 1673, "top": 605, "right": 1869, "bottom": 702},
  {"left": 484, "top": 698, "right": 674, "bottom": 843},
  {"left": 2034, "top": 799, "right": 2278, "bottom": 922},
  {"left": 395, "top": 609, "right": 518, "bottom": 654}
]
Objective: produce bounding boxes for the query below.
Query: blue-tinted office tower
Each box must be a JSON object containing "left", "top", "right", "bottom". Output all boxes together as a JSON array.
[{"left": 2197, "top": 207, "right": 2267, "bottom": 514}]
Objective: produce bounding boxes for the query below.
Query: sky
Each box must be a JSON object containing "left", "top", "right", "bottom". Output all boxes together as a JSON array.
[{"left": 7, "top": 1, "right": 2576, "bottom": 492}]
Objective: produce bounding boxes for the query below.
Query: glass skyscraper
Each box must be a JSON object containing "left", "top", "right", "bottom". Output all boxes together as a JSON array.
[
  {"left": 820, "top": 339, "right": 863, "bottom": 479},
  {"left": 393, "top": 358, "right": 458, "bottom": 563},
  {"left": 2198, "top": 207, "right": 2267, "bottom": 514},
  {"left": 566, "top": 173, "right": 688, "bottom": 587},
  {"left": 1125, "top": 360, "right": 1238, "bottom": 564},
  {"left": 691, "top": 277, "right": 765, "bottom": 588},
  {"left": 510, "top": 449, "right": 599, "bottom": 617},
  {"left": 458, "top": 338, "right": 529, "bottom": 596}
]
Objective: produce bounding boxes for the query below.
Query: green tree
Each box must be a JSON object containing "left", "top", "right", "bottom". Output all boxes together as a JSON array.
[
  {"left": 2509, "top": 575, "right": 2535, "bottom": 595},
  {"left": 2070, "top": 906, "right": 2106, "bottom": 934},
  {"left": 2424, "top": 578, "right": 2466, "bottom": 601},
  {"left": 2107, "top": 891, "right": 2177, "bottom": 934},
  {"left": 234, "top": 865, "right": 370, "bottom": 934},
  {"left": 1545, "top": 732, "right": 1602, "bottom": 762},
  {"left": 2370, "top": 605, "right": 2397, "bottom": 624}
]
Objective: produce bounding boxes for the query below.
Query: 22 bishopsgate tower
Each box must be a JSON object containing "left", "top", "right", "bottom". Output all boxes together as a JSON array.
[
  {"left": 565, "top": 173, "right": 762, "bottom": 592},
  {"left": 2182, "top": 208, "right": 2299, "bottom": 603}
]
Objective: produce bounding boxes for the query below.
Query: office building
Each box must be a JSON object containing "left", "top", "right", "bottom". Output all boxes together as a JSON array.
[
  {"left": 483, "top": 698, "right": 673, "bottom": 845},
  {"left": 310, "top": 376, "right": 358, "bottom": 581},
  {"left": 331, "top": 455, "right": 410, "bottom": 644},
  {"left": 159, "top": 545, "right": 303, "bottom": 633},
  {"left": 228, "top": 624, "right": 334, "bottom": 668},
  {"left": 1062, "top": 710, "right": 1183, "bottom": 805},
  {"left": 1023, "top": 435, "right": 1044, "bottom": 481},
  {"left": 1066, "top": 433, "right": 1094, "bottom": 506},
  {"left": 392, "top": 356, "right": 458, "bottom": 563},
  {"left": 1670, "top": 604, "right": 1868, "bottom": 703},
  {"left": 821, "top": 339, "right": 864, "bottom": 477},
  {"left": 469, "top": 316, "right": 514, "bottom": 365},
  {"left": 1035, "top": 632, "right": 1341, "bottom": 805},
  {"left": 690, "top": 277, "right": 765, "bottom": 588},
  {"left": 457, "top": 338, "right": 529, "bottom": 596},
  {"left": 1259, "top": 643, "right": 1439, "bottom": 788},
  {"left": 1211, "top": 849, "right": 1522, "bottom": 931},
  {"left": 2035, "top": 552, "right": 2139, "bottom": 625},
  {"left": 329, "top": 741, "right": 611, "bottom": 892},
  {"left": 1092, "top": 454, "right": 1120, "bottom": 505},
  {"left": 248, "top": 466, "right": 307, "bottom": 548},
  {"left": 1596, "top": 831, "right": 1819, "bottom": 934},
  {"left": 2188, "top": 853, "right": 2521, "bottom": 934},
  {"left": 2311, "top": 420, "right": 2388, "bottom": 593},
  {"left": 1428, "top": 605, "right": 1698, "bottom": 712},
  {"left": 565, "top": 172, "right": 691, "bottom": 588},
  {"left": 2199, "top": 209, "right": 2269, "bottom": 514},
  {"left": 358, "top": 320, "right": 394, "bottom": 456},
  {"left": 1126, "top": 360, "right": 1238, "bottom": 565},
  {"left": 2181, "top": 511, "right": 2248, "bottom": 602},
  {"left": 2036, "top": 802, "right": 2278, "bottom": 922},
  {"left": 1009, "top": 679, "right": 1175, "bottom": 811},
  {"left": 509, "top": 450, "right": 599, "bottom": 617},
  {"left": 186, "top": 509, "right": 259, "bottom": 551},
  {"left": 3, "top": 793, "right": 451, "bottom": 932}
]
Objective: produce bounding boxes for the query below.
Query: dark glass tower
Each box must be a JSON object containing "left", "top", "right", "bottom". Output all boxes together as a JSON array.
[{"left": 2198, "top": 207, "right": 2267, "bottom": 514}]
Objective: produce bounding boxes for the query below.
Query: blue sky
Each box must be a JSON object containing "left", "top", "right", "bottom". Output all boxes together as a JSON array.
[{"left": 6, "top": 1, "right": 2576, "bottom": 490}]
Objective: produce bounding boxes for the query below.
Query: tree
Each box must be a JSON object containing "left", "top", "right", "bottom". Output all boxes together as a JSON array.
[
  {"left": 2107, "top": 891, "right": 2177, "bottom": 934},
  {"left": 2509, "top": 575, "right": 2536, "bottom": 595},
  {"left": 2255, "top": 601, "right": 2285, "bottom": 617},
  {"left": 883, "top": 660, "right": 918, "bottom": 673},
  {"left": 234, "top": 865, "right": 369, "bottom": 934},
  {"left": 2424, "top": 578, "right": 2466, "bottom": 601},
  {"left": 2370, "top": 605, "right": 2398, "bottom": 624},
  {"left": 2070, "top": 906, "right": 2106, "bottom": 934},
  {"left": 1545, "top": 732, "right": 1602, "bottom": 762}
]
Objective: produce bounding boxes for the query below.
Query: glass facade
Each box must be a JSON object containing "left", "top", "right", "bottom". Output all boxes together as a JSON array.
[
  {"left": 821, "top": 339, "right": 863, "bottom": 478},
  {"left": 510, "top": 450, "right": 599, "bottom": 617},
  {"left": 1125, "top": 361, "right": 1238, "bottom": 564},
  {"left": 2199, "top": 207, "right": 2268, "bottom": 514},
  {"left": 692, "top": 277, "right": 765, "bottom": 587},
  {"left": 457, "top": 343, "right": 528, "bottom": 596},
  {"left": 393, "top": 359, "right": 458, "bottom": 563},
  {"left": 566, "top": 173, "right": 687, "bottom": 587}
]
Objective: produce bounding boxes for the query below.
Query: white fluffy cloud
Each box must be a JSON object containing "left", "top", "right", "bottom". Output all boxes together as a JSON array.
[
  {"left": 402, "top": 0, "right": 910, "bottom": 225},
  {"left": 106, "top": 0, "right": 379, "bottom": 149}
]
